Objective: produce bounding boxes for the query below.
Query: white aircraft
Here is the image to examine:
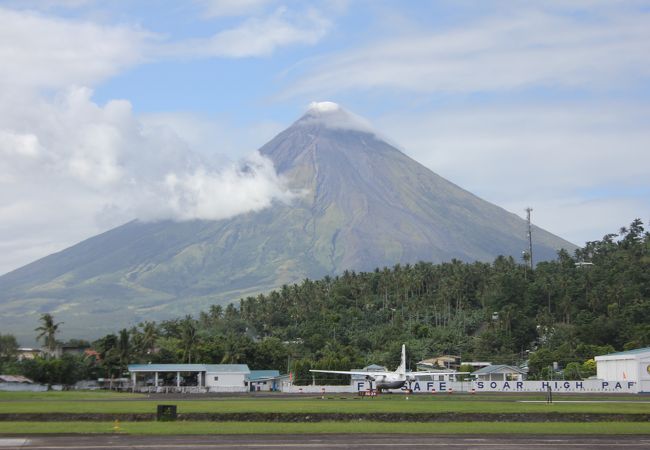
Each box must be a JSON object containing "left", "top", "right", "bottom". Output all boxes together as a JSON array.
[{"left": 310, "top": 344, "right": 462, "bottom": 391}]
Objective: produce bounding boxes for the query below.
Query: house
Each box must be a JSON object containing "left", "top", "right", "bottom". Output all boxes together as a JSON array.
[
  {"left": 246, "top": 370, "right": 283, "bottom": 391},
  {"left": 417, "top": 355, "right": 461, "bottom": 371},
  {"left": 16, "top": 348, "right": 43, "bottom": 361},
  {"left": 472, "top": 364, "right": 527, "bottom": 382},
  {"left": 595, "top": 347, "right": 650, "bottom": 392}
]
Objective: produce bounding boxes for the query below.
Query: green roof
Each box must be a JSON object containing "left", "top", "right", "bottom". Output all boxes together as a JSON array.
[
  {"left": 600, "top": 347, "right": 650, "bottom": 357},
  {"left": 128, "top": 364, "right": 207, "bottom": 372},
  {"left": 247, "top": 370, "right": 281, "bottom": 381}
]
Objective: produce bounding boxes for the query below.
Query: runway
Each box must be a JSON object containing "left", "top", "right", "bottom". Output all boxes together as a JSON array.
[{"left": 1, "top": 435, "right": 650, "bottom": 449}]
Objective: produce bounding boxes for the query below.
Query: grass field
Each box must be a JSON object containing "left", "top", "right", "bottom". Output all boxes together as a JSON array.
[
  {"left": 1, "top": 421, "right": 650, "bottom": 435},
  {"left": 1, "top": 391, "right": 649, "bottom": 415}
]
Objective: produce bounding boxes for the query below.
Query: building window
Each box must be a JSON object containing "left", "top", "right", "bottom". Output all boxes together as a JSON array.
[{"left": 214, "top": 376, "right": 218, "bottom": 381}]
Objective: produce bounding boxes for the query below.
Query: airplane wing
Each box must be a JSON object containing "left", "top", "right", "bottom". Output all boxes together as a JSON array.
[
  {"left": 407, "top": 371, "right": 469, "bottom": 376},
  {"left": 309, "top": 369, "right": 388, "bottom": 377}
]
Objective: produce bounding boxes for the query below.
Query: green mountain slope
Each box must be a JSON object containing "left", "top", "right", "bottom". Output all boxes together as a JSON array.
[{"left": 0, "top": 104, "right": 576, "bottom": 343}]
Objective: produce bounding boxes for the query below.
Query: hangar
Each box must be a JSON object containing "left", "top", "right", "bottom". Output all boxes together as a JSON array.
[
  {"left": 128, "top": 364, "right": 251, "bottom": 392},
  {"left": 595, "top": 347, "right": 650, "bottom": 392}
]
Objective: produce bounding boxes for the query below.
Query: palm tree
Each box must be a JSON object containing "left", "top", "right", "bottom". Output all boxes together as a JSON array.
[
  {"left": 35, "top": 313, "right": 62, "bottom": 355},
  {"left": 117, "top": 328, "right": 130, "bottom": 371},
  {"left": 140, "top": 321, "right": 158, "bottom": 356},
  {"left": 180, "top": 316, "right": 197, "bottom": 363}
]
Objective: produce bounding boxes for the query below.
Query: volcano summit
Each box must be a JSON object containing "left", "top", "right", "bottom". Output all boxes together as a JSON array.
[{"left": 0, "top": 103, "right": 575, "bottom": 341}]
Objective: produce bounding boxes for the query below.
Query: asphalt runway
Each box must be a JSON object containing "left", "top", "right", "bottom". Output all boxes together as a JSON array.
[{"left": 1, "top": 435, "right": 650, "bottom": 449}]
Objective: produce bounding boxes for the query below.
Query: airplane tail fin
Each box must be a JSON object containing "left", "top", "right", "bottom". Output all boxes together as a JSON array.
[{"left": 396, "top": 344, "right": 406, "bottom": 375}]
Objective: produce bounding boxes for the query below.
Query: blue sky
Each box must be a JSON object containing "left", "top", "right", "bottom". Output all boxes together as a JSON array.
[{"left": 0, "top": 0, "right": 649, "bottom": 274}]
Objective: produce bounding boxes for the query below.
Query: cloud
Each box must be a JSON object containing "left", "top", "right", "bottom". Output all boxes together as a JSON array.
[
  {"left": 0, "top": 7, "right": 152, "bottom": 90},
  {"left": 283, "top": 7, "right": 650, "bottom": 97},
  {"left": 0, "top": 4, "right": 331, "bottom": 93},
  {"left": 0, "top": 87, "right": 295, "bottom": 274},
  {"left": 162, "top": 7, "right": 331, "bottom": 58},
  {"left": 294, "top": 101, "right": 376, "bottom": 134},
  {"left": 163, "top": 154, "right": 293, "bottom": 221}
]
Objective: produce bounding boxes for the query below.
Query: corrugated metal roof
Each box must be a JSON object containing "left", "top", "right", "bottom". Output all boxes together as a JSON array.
[
  {"left": 0, "top": 375, "right": 33, "bottom": 383},
  {"left": 599, "top": 347, "right": 650, "bottom": 357},
  {"left": 472, "top": 364, "right": 527, "bottom": 375},
  {"left": 247, "top": 370, "right": 280, "bottom": 381},
  {"left": 128, "top": 364, "right": 250, "bottom": 373},
  {"left": 128, "top": 364, "right": 207, "bottom": 372}
]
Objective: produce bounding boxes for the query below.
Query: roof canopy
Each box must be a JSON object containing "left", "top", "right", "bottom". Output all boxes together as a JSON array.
[
  {"left": 128, "top": 364, "right": 250, "bottom": 374},
  {"left": 595, "top": 347, "right": 650, "bottom": 361},
  {"left": 472, "top": 364, "right": 527, "bottom": 375}
]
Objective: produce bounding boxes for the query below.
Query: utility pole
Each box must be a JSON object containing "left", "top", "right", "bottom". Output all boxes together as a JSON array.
[{"left": 525, "top": 207, "right": 533, "bottom": 270}]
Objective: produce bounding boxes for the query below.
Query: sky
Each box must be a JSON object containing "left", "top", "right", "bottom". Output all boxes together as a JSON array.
[{"left": 0, "top": 0, "right": 649, "bottom": 275}]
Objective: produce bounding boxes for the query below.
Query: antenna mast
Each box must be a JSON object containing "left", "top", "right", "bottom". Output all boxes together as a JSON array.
[{"left": 525, "top": 207, "right": 533, "bottom": 270}]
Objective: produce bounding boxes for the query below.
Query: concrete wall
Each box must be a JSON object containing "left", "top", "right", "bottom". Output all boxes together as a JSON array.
[
  {"left": 286, "top": 379, "right": 640, "bottom": 394},
  {"left": 0, "top": 383, "right": 48, "bottom": 392},
  {"left": 205, "top": 372, "right": 246, "bottom": 388},
  {"left": 207, "top": 385, "right": 248, "bottom": 393}
]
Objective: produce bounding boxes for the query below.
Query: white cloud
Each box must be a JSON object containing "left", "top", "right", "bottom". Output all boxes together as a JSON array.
[
  {"left": 163, "top": 154, "right": 294, "bottom": 221},
  {"left": 0, "top": 7, "right": 151, "bottom": 90},
  {"left": 283, "top": 8, "right": 650, "bottom": 97},
  {"left": 0, "top": 87, "right": 295, "bottom": 274},
  {"left": 294, "top": 101, "right": 375, "bottom": 134},
  {"left": 0, "top": 130, "right": 42, "bottom": 158},
  {"left": 0, "top": 4, "right": 331, "bottom": 94},
  {"left": 163, "top": 7, "right": 331, "bottom": 58}
]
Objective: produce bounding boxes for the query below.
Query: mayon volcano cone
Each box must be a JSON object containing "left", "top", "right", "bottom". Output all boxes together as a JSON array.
[{"left": 0, "top": 103, "right": 575, "bottom": 341}]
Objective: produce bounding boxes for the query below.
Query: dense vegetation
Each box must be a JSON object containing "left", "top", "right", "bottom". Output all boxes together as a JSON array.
[{"left": 2, "top": 219, "right": 648, "bottom": 385}]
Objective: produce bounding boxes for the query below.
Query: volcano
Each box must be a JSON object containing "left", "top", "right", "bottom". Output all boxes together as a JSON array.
[{"left": 0, "top": 102, "right": 575, "bottom": 342}]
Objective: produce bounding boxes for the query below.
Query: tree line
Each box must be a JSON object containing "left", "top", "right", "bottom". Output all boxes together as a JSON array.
[{"left": 1, "top": 219, "right": 647, "bottom": 386}]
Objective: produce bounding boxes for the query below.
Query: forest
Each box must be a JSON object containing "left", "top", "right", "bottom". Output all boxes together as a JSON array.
[{"left": 1, "top": 219, "right": 648, "bottom": 385}]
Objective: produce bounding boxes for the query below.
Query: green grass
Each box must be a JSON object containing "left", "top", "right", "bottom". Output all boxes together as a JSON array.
[
  {"left": 1, "top": 421, "right": 650, "bottom": 435},
  {"left": 0, "top": 391, "right": 145, "bottom": 401},
  {"left": 1, "top": 392, "right": 649, "bottom": 415}
]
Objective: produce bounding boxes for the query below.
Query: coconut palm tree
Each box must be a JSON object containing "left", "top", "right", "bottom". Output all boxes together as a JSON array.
[{"left": 35, "top": 313, "right": 62, "bottom": 356}]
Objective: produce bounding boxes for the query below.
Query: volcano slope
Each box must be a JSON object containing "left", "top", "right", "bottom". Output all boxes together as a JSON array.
[{"left": 0, "top": 103, "right": 575, "bottom": 341}]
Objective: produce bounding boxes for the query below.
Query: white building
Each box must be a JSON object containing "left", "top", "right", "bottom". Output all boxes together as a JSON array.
[
  {"left": 128, "top": 363, "right": 252, "bottom": 392},
  {"left": 595, "top": 347, "right": 650, "bottom": 393}
]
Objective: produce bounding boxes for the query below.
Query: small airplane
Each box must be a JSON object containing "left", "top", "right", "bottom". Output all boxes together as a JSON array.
[{"left": 310, "top": 344, "right": 463, "bottom": 391}]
